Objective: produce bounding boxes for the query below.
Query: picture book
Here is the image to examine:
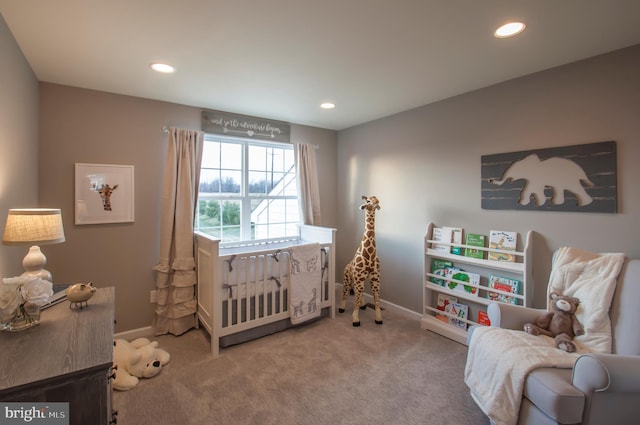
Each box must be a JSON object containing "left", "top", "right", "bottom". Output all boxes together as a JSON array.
[
  {"left": 431, "top": 227, "right": 452, "bottom": 253},
  {"left": 488, "top": 230, "right": 517, "bottom": 262},
  {"left": 436, "top": 293, "right": 457, "bottom": 323},
  {"left": 430, "top": 259, "right": 454, "bottom": 286},
  {"left": 445, "top": 302, "right": 468, "bottom": 329},
  {"left": 464, "top": 233, "right": 486, "bottom": 259},
  {"left": 487, "top": 275, "right": 521, "bottom": 305},
  {"left": 445, "top": 269, "right": 480, "bottom": 297},
  {"left": 477, "top": 310, "right": 491, "bottom": 326},
  {"left": 444, "top": 226, "right": 463, "bottom": 255}
]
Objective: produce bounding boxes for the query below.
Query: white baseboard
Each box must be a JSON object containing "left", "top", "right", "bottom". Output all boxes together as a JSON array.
[
  {"left": 336, "top": 283, "right": 422, "bottom": 322},
  {"left": 115, "top": 326, "right": 154, "bottom": 341}
]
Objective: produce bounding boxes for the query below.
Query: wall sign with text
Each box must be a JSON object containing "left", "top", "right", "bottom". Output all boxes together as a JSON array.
[{"left": 202, "top": 109, "right": 290, "bottom": 143}]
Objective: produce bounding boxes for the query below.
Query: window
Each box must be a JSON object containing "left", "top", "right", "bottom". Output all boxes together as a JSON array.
[{"left": 196, "top": 134, "right": 300, "bottom": 243}]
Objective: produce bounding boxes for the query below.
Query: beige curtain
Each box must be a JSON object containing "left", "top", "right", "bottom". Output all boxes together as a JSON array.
[
  {"left": 295, "top": 143, "right": 321, "bottom": 225},
  {"left": 153, "top": 127, "right": 204, "bottom": 336}
]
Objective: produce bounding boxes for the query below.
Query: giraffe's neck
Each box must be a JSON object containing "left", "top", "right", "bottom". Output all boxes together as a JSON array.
[{"left": 357, "top": 211, "right": 377, "bottom": 257}]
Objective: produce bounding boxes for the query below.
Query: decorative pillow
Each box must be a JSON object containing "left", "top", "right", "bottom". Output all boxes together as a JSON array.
[{"left": 547, "top": 247, "right": 625, "bottom": 354}]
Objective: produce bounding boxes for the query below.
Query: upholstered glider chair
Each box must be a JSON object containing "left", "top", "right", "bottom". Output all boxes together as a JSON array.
[{"left": 466, "top": 256, "right": 640, "bottom": 425}]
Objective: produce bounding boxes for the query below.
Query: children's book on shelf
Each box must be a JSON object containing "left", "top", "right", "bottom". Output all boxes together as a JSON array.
[
  {"left": 445, "top": 301, "right": 468, "bottom": 329},
  {"left": 444, "top": 226, "right": 463, "bottom": 255},
  {"left": 477, "top": 310, "right": 491, "bottom": 326},
  {"left": 464, "top": 233, "right": 486, "bottom": 259},
  {"left": 487, "top": 275, "right": 521, "bottom": 305},
  {"left": 445, "top": 269, "right": 480, "bottom": 297},
  {"left": 488, "top": 230, "right": 517, "bottom": 262},
  {"left": 431, "top": 227, "right": 452, "bottom": 253},
  {"left": 436, "top": 293, "right": 458, "bottom": 323},
  {"left": 430, "top": 259, "right": 454, "bottom": 286}
]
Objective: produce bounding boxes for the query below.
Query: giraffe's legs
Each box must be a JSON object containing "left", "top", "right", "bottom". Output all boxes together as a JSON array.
[
  {"left": 370, "top": 276, "right": 383, "bottom": 325},
  {"left": 339, "top": 265, "right": 352, "bottom": 313},
  {"left": 338, "top": 283, "right": 350, "bottom": 313},
  {"left": 352, "top": 279, "right": 366, "bottom": 326}
]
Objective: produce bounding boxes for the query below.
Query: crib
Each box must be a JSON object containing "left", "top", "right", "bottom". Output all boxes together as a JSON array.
[{"left": 195, "top": 225, "right": 336, "bottom": 357}]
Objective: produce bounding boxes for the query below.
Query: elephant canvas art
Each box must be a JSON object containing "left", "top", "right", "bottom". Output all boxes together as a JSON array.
[
  {"left": 489, "top": 154, "right": 594, "bottom": 207},
  {"left": 481, "top": 141, "right": 617, "bottom": 213}
]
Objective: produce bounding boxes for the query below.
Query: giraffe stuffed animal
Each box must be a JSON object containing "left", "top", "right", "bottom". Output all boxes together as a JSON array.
[{"left": 339, "top": 195, "right": 382, "bottom": 326}]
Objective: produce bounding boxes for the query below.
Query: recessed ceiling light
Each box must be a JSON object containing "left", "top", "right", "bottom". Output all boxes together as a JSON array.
[
  {"left": 320, "top": 102, "right": 335, "bottom": 109},
  {"left": 150, "top": 63, "right": 175, "bottom": 73},
  {"left": 494, "top": 22, "right": 526, "bottom": 38}
]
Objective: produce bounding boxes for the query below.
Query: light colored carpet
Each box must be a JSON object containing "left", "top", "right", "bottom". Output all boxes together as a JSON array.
[{"left": 113, "top": 307, "right": 490, "bottom": 425}]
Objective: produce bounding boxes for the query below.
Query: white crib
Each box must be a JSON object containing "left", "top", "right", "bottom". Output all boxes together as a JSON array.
[{"left": 195, "top": 225, "right": 336, "bottom": 357}]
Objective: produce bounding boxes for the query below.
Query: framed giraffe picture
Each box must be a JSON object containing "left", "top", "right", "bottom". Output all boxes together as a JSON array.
[{"left": 75, "top": 163, "right": 134, "bottom": 225}]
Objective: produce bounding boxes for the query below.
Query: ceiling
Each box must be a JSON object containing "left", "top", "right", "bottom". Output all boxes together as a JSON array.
[{"left": 2, "top": 1, "right": 640, "bottom": 131}]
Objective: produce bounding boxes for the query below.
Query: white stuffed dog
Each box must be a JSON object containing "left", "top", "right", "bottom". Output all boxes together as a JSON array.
[{"left": 112, "top": 337, "right": 171, "bottom": 391}]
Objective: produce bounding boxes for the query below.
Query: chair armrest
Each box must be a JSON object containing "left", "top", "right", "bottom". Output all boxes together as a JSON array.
[
  {"left": 572, "top": 353, "right": 640, "bottom": 393},
  {"left": 487, "top": 302, "right": 547, "bottom": 330}
]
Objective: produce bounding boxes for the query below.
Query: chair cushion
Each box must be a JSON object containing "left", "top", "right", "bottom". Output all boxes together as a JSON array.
[
  {"left": 523, "top": 368, "right": 584, "bottom": 424},
  {"left": 547, "top": 247, "right": 625, "bottom": 354}
]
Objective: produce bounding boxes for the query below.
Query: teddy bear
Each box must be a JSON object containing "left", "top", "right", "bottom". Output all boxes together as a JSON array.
[
  {"left": 112, "top": 337, "right": 171, "bottom": 391},
  {"left": 524, "top": 292, "right": 584, "bottom": 353}
]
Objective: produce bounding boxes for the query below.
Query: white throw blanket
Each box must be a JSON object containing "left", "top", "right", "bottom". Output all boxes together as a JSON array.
[
  {"left": 289, "top": 243, "right": 322, "bottom": 325},
  {"left": 465, "top": 328, "right": 580, "bottom": 425},
  {"left": 465, "top": 247, "right": 626, "bottom": 425}
]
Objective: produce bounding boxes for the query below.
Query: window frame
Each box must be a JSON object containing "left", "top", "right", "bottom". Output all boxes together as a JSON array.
[{"left": 196, "top": 133, "right": 300, "bottom": 245}]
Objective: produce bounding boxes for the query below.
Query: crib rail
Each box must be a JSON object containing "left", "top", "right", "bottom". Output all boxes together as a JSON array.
[
  {"left": 219, "top": 248, "right": 291, "bottom": 331},
  {"left": 195, "top": 225, "right": 336, "bottom": 357}
]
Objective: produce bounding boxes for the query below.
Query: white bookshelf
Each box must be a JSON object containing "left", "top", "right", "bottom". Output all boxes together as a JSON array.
[{"left": 422, "top": 222, "right": 533, "bottom": 345}]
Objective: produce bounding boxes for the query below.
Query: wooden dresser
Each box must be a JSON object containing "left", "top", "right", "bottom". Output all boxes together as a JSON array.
[{"left": 0, "top": 287, "right": 115, "bottom": 425}]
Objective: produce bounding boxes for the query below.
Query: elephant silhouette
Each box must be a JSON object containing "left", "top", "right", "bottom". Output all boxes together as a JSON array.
[{"left": 489, "top": 154, "right": 594, "bottom": 206}]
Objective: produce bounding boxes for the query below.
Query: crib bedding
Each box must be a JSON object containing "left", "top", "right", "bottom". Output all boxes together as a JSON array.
[
  {"left": 220, "top": 250, "right": 291, "bottom": 301},
  {"left": 288, "top": 243, "right": 323, "bottom": 324},
  {"left": 220, "top": 247, "right": 329, "bottom": 302}
]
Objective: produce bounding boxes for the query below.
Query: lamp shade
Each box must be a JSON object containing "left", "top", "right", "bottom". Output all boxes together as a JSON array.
[{"left": 2, "top": 209, "right": 66, "bottom": 246}]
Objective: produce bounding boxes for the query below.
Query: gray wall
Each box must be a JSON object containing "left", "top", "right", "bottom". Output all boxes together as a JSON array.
[
  {"left": 36, "top": 84, "right": 337, "bottom": 333},
  {"left": 0, "top": 15, "right": 39, "bottom": 279},
  {"left": 337, "top": 45, "right": 640, "bottom": 313}
]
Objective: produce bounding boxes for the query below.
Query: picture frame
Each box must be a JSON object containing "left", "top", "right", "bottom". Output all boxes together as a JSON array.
[{"left": 75, "top": 163, "right": 134, "bottom": 225}]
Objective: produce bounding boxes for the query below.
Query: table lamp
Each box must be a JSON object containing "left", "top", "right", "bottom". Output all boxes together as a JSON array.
[{"left": 2, "top": 208, "right": 66, "bottom": 281}]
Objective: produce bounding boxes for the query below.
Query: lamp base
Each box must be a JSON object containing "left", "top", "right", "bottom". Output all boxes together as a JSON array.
[
  {"left": 21, "top": 245, "right": 53, "bottom": 282},
  {"left": 21, "top": 269, "right": 53, "bottom": 281}
]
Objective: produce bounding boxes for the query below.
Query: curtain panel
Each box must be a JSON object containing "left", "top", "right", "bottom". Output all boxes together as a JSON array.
[
  {"left": 153, "top": 127, "right": 204, "bottom": 336},
  {"left": 295, "top": 143, "right": 321, "bottom": 225}
]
